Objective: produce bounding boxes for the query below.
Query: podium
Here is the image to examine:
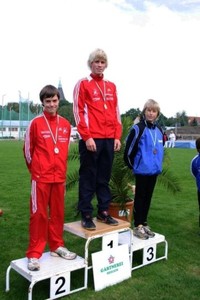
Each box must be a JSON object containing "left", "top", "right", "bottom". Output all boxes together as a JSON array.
[
  {"left": 5, "top": 219, "right": 168, "bottom": 299},
  {"left": 5, "top": 218, "right": 132, "bottom": 299},
  {"left": 64, "top": 218, "right": 133, "bottom": 290},
  {"left": 6, "top": 253, "right": 87, "bottom": 300},
  {"left": 119, "top": 231, "right": 168, "bottom": 270}
]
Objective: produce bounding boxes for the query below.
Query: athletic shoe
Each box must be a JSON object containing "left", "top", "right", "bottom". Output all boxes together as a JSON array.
[
  {"left": 97, "top": 211, "right": 119, "bottom": 226},
  {"left": 51, "top": 246, "right": 77, "bottom": 260},
  {"left": 81, "top": 215, "right": 96, "bottom": 230},
  {"left": 133, "top": 225, "right": 149, "bottom": 240},
  {"left": 143, "top": 225, "right": 155, "bottom": 238},
  {"left": 27, "top": 258, "right": 40, "bottom": 271}
]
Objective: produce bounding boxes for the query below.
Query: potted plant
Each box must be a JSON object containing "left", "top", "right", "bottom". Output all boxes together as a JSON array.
[{"left": 107, "top": 116, "right": 135, "bottom": 222}]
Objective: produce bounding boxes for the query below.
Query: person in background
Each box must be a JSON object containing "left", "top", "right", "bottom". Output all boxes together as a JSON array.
[
  {"left": 23, "top": 85, "right": 76, "bottom": 271},
  {"left": 190, "top": 137, "right": 200, "bottom": 234},
  {"left": 124, "top": 99, "right": 164, "bottom": 239},
  {"left": 168, "top": 130, "right": 176, "bottom": 148},
  {"left": 73, "top": 48, "right": 122, "bottom": 230},
  {"left": 163, "top": 131, "right": 168, "bottom": 148}
]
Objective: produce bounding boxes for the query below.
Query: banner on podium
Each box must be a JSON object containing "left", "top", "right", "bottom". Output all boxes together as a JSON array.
[{"left": 92, "top": 244, "right": 131, "bottom": 291}]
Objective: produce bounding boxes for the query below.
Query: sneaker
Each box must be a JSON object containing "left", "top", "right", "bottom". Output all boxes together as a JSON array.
[
  {"left": 143, "top": 225, "right": 155, "bottom": 238},
  {"left": 97, "top": 211, "right": 119, "bottom": 226},
  {"left": 81, "top": 215, "right": 96, "bottom": 230},
  {"left": 51, "top": 246, "right": 77, "bottom": 260},
  {"left": 27, "top": 258, "right": 40, "bottom": 271},
  {"left": 133, "top": 225, "right": 149, "bottom": 240}
]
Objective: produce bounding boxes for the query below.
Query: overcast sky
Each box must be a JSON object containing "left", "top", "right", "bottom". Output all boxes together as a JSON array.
[{"left": 0, "top": 0, "right": 200, "bottom": 117}]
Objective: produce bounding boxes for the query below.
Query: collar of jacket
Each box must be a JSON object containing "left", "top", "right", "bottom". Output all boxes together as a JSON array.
[
  {"left": 43, "top": 110, "right": 58, "bottom": 121},
  {"left": 144, "top": 119, "right": 157, "bottom": 129},
  {"left": 90, "top": 73, "right": 104, "bottom": 81}
]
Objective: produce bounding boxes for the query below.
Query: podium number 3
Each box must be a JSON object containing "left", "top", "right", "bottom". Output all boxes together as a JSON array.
[
  {"left": 143, "top": 244, "right": 156, "bottom": 265},
  {"left": 147, "top": 247, "right": 154, "bottom": 261}
]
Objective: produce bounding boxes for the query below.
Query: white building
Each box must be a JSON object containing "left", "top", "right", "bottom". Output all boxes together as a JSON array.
[
  {"left": 0, "top": 120, "right": 78, "bottom": 141},
  {"left": 0, "top": 120, "right": 29, "bottom": 139}
]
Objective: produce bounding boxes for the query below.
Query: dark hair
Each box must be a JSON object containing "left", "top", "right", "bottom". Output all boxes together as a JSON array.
[
  {"left": 196, "top": 137, "right": 200, "bottom": 152},
  {"left": 39, "top": 85, "right": 60, "bottom": 103}
]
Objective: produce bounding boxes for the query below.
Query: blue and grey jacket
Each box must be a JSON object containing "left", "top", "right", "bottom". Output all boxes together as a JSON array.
[
  {"left": 190, "top": 153, "right": 200, "bottom": 191},
  {"left": 124, "top": 119, "right": 164, "bottom": 175}
]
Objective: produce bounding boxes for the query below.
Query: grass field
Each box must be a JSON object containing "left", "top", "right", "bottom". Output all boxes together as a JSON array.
[{"left": 0, "top": 141, "right": 200, "bottom": 300}]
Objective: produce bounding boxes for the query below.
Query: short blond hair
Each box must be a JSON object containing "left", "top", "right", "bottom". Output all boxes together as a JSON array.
[
  {"left": 87, "top": 48, "right": 108, "bottom": 69},
  {"left": 142, "top": 99, "right": 161, "bottom": 117}
]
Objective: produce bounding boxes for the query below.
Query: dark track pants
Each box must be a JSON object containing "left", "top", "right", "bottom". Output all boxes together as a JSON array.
[
  {"left": 134, "top": 174, "right": 157, "bottom": 227},
  {"left": 78, "top": 138, "right": 114, "bottom": 217}
]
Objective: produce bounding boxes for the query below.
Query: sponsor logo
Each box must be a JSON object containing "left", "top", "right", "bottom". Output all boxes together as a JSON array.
[{"left": 100, "top": 255, "right": 123, "bottom": 275}]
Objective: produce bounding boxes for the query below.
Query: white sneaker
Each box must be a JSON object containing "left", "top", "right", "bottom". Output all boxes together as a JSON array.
[
  {"left": 51, "top": 246, "right": 77, "bottom": 260},
  {"left": 143, "top": 225, "right": 155, "bottom": 238},
  {"left": 133, "top": 225, "right": 149, "bottom": 240},
  {"left": 27, "top": 258, "right": 40, "bottom": 271}
]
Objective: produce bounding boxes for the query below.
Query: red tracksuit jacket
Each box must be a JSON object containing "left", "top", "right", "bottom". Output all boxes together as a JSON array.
[
  {"left": 73, "top": 74, "right": 122, "bottom": 141},
  {"left": 24, "top": 111, "right": 71, "bottom": 183}
]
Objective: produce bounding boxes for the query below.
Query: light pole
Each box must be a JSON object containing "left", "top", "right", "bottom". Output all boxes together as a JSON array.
[
  {"left": 18, "top": 91, "right": 21, "bottom": 140},
  {"left": 28, "top": 93, "right": 30, "bottom": 122},
  {"left": 1, "top": 94, "right": 6, "bottom": 138},
  {"left": 9, "top": 104, "right": 13, "bottom": 137}
]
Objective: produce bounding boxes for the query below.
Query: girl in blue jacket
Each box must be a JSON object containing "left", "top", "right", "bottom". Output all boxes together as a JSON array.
[
  {"left": 124, "top": 99, "right": 164, "bottom": 240},
  {"left": 190, "top": 137, "right": 200, "bottom": 233}
]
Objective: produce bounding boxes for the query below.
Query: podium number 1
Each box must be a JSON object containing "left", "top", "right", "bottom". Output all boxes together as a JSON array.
[{"left": 102, "top": 233, "right": 118, "bottom": 251}]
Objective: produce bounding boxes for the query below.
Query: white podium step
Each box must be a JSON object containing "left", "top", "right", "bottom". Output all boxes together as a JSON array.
[
  {"left": 6, "top": 252, "right": 87, "bottom": 300},
  {"left": 119, "top": 231, "right": 168, "bottom": 270}
]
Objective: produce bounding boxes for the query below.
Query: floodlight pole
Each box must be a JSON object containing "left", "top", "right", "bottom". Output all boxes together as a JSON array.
[
  {"left": 18, "top": 91, "right": 21, "bottom": 140},
  {"left": 9, "top": 104, "right": 13, "bottom": 137},
  {"left": 28, "top": 92, "right": 30, "bottom": 122}
]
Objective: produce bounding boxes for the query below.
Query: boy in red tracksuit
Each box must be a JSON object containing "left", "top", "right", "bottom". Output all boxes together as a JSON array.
[
  {"left": 23, "top": 85, "right": 76, "bottom": 271},
  {"left": 73, "top": 48, "right": 122, "bottom": 230}
]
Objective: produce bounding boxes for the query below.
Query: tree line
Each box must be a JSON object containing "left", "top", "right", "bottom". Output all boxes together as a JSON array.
[{"left": 1, "top": 100, "right": 198, "bottom": 128}]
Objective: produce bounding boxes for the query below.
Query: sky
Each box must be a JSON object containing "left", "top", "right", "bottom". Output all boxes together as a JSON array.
[{"left": 0, "top": 0, "right": 200, "bottom": 118}]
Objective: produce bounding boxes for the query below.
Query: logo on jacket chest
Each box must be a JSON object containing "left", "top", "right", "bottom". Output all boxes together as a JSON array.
[
  {"left": 41, "top": 130, "right": 51, "bottom": 139},
  {"left": 92, "top": 88, "right": 114, "bottom": 102},
  {"left": 92, "top": 89, "right": 101, "bottom": 101}
]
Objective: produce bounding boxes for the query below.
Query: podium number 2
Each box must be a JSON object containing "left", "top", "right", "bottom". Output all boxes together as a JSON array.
[
  {"left": 50, "top": 272, "right": 70, "bottom": 299},
  {"left": 55, "top": 276, "right": 66, "bottom": 295}
]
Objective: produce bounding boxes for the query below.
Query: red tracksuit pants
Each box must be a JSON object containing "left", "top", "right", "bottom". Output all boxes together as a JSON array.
[{"left": 26, "top": 181, "right": 65, "bottom": 258}]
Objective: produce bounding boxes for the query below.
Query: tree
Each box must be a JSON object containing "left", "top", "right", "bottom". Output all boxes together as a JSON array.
[
  {"left": 190, "top": 118, "right": 198, "bottom": 126},
  {"left": 29, "top": 103, "right": 43, "bottom": 115},
  {"left": 121, "top": 108, "right": 141, "bottom": 121},
  {"left": 7, "top": 102, "right": 19, "bottom": 113},
  {"left": 175, "top": 111, "right": 188, "bottom": 127},
  {"left": 58, "top": 105, "right": 75, "bottom": 125}
]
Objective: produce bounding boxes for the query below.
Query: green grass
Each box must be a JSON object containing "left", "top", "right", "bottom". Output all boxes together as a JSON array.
[{"left": 0, "top": 141, "right": 200, "bottom": 299}]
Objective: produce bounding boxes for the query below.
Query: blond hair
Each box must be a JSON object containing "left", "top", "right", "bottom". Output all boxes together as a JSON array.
[
  {"left": 142, "top": 99, "right": 161, "bottom": 117},
  {"left": 87, "top": 48, "right": 108, "bottom": 69}
]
